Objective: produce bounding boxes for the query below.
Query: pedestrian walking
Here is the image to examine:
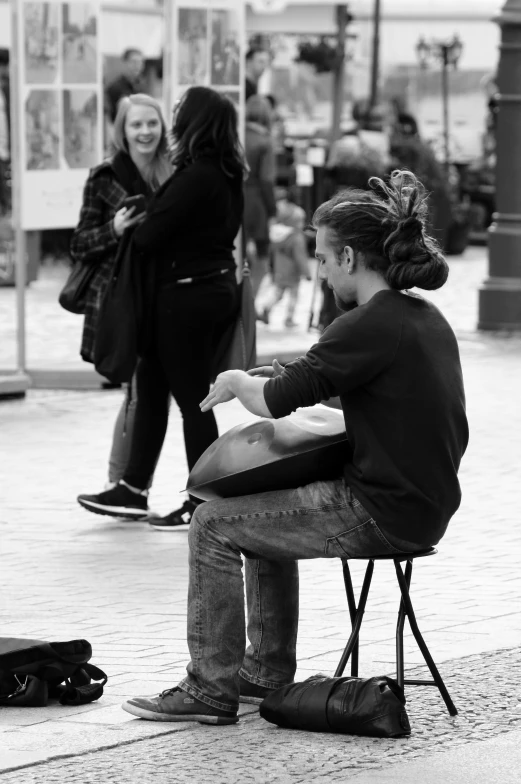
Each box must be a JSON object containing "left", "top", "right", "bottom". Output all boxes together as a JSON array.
[
  {"left": 121, "top": 170, "right": 468, "bottom": 725},
  {"left": 70, "top": 93, "right": 171, "bottom": 489},
  {"left": 259, "top": 201, "right": 311, "bottom": 327},
  {"left": 78, "top": 87, "right": 247, "bottom": 531},
  {"left": 105, "top": 49, "right": 147, "bottom": 124},
  {"left": 245, "top": 46, "right": 270, "bottom": 101},
  {"left": 244, "top": 95, "right": 276, "bottom": 300}
]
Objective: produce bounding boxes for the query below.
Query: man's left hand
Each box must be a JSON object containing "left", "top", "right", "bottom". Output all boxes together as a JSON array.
[{"left": 200, "top": 370, "right": 239, "bottom": 412}]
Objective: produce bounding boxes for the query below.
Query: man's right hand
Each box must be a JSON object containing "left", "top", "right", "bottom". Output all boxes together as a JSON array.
[
  {"left": 247, "top": 359, "right": 284, "bottom": 379},
  {"left": 113, "top": 206, "right": 145, "bottom": 238}
]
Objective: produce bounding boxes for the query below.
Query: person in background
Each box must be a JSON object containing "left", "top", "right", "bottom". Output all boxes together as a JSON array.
[
  {"left": 71, "top": 94, "right": 171, "bottom": 495},
  {"left": 78, "top": 87, "right": 246, "bottom": 531},
  {"left": 245, "top": 46, "right": 270, "bottom": 101},
  {"left": 260, "top": 201, "right": 311, "bottom": 328},
  {"left": 105, "top": 49, "right": 146, "bottom": 125},
  {"left": 244, "top": 94, "right": 276, "bottom": 301},
  {"left": 264, "top": 94, "right": 286, "bottom": 157}
]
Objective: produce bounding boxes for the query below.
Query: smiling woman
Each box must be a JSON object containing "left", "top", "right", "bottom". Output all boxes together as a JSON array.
[{"left": 69, "top": 92, "right": 172, "bottom": 497}]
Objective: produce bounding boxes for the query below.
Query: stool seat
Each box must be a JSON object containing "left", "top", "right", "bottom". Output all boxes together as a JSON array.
[
  {"left": 348, "top": 546, "right": 437, "bottom": 562},
  {"left": 335, "top": 546, "right": 457, "bottom": 716}
]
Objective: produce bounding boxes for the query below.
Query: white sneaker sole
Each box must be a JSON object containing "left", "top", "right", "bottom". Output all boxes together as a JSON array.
[
  {"left": 148, "top": 522, "right": 190, "bottom": 532},
  {"left": 121, "top": 701, "right": 238, "bottom": 724},
  {"left": 78, "top": 498, "right": 148, "bottom": 520}
]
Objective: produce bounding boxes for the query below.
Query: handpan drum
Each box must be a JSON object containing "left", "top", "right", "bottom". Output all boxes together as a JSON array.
[{"left": 186, "top": 404, "right": 349, "bottom": 502}]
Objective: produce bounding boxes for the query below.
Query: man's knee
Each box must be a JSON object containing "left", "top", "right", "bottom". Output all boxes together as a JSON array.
[{"left": 189, "top": 499, "right": 219, "bottom": 540}]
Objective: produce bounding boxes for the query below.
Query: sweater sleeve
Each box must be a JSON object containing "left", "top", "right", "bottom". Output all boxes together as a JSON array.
[
  {"left": 132, "top": 163, "right": 216, "bottom": 252},
  {"left": 264, "top": 300, "right": 402, "bottom": 418}
]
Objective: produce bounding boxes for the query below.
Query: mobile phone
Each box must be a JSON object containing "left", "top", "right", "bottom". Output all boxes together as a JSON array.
[{"left": 122, "top": 195, "right": 146, "bottom": 216}]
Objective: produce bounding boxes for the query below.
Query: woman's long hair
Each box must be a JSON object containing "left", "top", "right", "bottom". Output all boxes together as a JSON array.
[
  {"left": 112, "top": 93, "right": 172, "bottom": 189},
  {"left": 170, "top": 86, "right": 247, "bottom": 179}
]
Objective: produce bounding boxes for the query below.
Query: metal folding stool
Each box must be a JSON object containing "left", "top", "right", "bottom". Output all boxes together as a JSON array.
[{"left": 334, "top": 547, "right": 457, "bottom": 716}]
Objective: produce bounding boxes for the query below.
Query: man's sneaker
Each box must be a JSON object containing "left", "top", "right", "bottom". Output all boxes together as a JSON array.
[
  {"left": 77, "top": 483, "right": 148, "bottom": 520},
  {"left": 121, "top": 687, "right": 238, "bottom": 725},
  {"left": 149, "top": 499, "right": 199, "bottom": 531},
  {"left": 239, "top": 675, "right": 282, "bottom": 705}
]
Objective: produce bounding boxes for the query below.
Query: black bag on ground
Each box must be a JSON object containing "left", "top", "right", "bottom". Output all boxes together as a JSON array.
[
  {"left": 93, "top": 229, "right": 144, "bottom": 384},
  {"left": 259, "top": 675, "right": 411, "bottom": 738},
  {"left": 0, "top": 637, "right": 107, "bottom": 707},
  {"left": 58, "top": 260, "right": 98, "bottom": 315}
]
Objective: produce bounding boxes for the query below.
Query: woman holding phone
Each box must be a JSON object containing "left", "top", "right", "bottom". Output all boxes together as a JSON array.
[{"left": 71, "top": 93, "right": 172, "bottom": 487}]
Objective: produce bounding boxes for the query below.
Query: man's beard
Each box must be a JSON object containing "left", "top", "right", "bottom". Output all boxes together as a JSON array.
[{"left": 334, "top": 292, "right": 357, "bottom": 312}]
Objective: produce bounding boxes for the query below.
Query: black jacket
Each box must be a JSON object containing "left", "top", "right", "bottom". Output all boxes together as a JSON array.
[{"left": 132, "top": 156, "right": 244, "bottom": 283}]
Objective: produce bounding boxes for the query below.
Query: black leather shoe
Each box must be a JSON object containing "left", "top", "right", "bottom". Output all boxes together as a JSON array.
[{"left": 149, "top": 499, "right": 199, "bottom": 531}]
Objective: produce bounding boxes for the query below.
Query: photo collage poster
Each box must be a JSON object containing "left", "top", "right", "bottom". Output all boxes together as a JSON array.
[
  {"left": 15, "top": 0, "right": 102, "bottom": 229},
  {"left": 167, "top": 0, "right": 245, "bottom": 139}
]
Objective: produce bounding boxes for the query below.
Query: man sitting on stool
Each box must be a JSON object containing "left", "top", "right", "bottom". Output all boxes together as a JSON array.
[{"left": 122, "top": 170, "right": 469, "bottom": 725}]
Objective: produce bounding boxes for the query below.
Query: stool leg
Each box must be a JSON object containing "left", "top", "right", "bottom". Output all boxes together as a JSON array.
[
  {"left": 341, "top": 559, "right": 360, "bottom": 676},
  {"left": 394, "top": 560, "right": 458, "bottom": 716},
  {"left": 334, "top": 560, "right": 374, "bottom": 678},
  {"left": 395, "top": 559, "right": 413, "bottom": 689}
]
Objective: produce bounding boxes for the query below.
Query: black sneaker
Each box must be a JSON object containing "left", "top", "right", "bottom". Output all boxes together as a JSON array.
[
  {"left": 239, "top": 675, "right": 284, "bottom": 705},
  {"left": 149, "top": 499, "right": 199, "bottom": 531},
  {"left": 121, "top": 687, "right": 238, "bottom": 725},
  {"left": 77, "top": 483, "right": 149, "bottom": 520}
]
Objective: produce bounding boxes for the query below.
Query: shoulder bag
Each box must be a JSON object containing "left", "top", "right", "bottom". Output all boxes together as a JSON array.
[
  {"left": 58, "top": 260, "right": 98, "bottom": 315},
  {"left": 212, "top": 260, "right": 256, "bottom": 381}
]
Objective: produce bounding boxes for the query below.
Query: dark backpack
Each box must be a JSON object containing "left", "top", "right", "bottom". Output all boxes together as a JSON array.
[
  {"left": 259, "top": 674, "right": 411, "bottom": 738},
  {"left": 0, "top": 638, "right": 107, "bottom": 707}
]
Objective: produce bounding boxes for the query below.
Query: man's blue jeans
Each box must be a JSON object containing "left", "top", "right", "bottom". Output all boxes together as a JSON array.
[{"left": 178, "top": 477, "right": 417, "bottom": 713}]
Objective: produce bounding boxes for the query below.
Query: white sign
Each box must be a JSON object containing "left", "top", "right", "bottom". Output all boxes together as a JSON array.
[
  {"left": 15, "top": 0, "right": 103, "bottom": 230},
  {"left": 165, "top": 0, "right": 246, "bottom": 135}
]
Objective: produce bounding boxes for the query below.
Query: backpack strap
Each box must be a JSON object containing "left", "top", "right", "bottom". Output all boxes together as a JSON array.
[{"left": 58, "top": 663, "right": 108, "bottom": 706}]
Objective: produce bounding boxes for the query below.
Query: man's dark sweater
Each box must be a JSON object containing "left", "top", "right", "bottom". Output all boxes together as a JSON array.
[
  {"left": 105, "top": 75, "right": 145, "bottom": 122},
  {"left": 263, "top": 290, "right": 469, "bottom": 547}
]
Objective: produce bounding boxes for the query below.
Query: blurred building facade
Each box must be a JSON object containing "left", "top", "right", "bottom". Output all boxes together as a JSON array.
[{"left": 0, "top": 0, "right": 502, "bottom": 154}]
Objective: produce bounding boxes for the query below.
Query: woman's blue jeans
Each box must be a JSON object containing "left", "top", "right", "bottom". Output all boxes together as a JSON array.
[{"left": 178, "top": 477, "right": 417, "bottom": 713}]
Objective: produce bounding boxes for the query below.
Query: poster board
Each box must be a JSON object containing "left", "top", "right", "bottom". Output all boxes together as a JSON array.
[
  {"left": 165, "top": 0, "right": 246, "bottom": 138},
  {"left": 14, "top": 0, "right": 103, "bottom": 230}
]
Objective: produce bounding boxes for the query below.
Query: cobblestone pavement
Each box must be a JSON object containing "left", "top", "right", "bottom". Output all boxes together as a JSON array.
[
  {"left": 1, "top": 648, "right": 520, "bottom": 783},
  {"left": 1, "top": 244, "right": 521, "bottom": 779}
]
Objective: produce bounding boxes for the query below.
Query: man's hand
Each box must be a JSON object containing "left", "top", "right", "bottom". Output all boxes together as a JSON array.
[
  {"left": 247, "top": 359, "right": 284, "bottom": 379},
  {"left": 200, "top": 370, "right": 240, "bottom": 412}
]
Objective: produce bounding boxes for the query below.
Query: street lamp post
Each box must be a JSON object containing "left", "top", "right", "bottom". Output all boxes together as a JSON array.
[
  {"left": 478, "top": 0, "right": 521, "bottom": 331},
  {"left": 416, "top": 35, "right": 463, "bottom": 173}
]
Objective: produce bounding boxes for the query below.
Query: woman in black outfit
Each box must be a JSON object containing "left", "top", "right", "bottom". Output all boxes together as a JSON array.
[{"left": 78, "top": 86, "right": 247, "bottom": 529}]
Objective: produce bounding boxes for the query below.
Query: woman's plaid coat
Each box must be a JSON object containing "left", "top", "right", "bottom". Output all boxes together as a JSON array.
[{"left": 70, "top": 160, "right": 129, "bottom": 363}]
